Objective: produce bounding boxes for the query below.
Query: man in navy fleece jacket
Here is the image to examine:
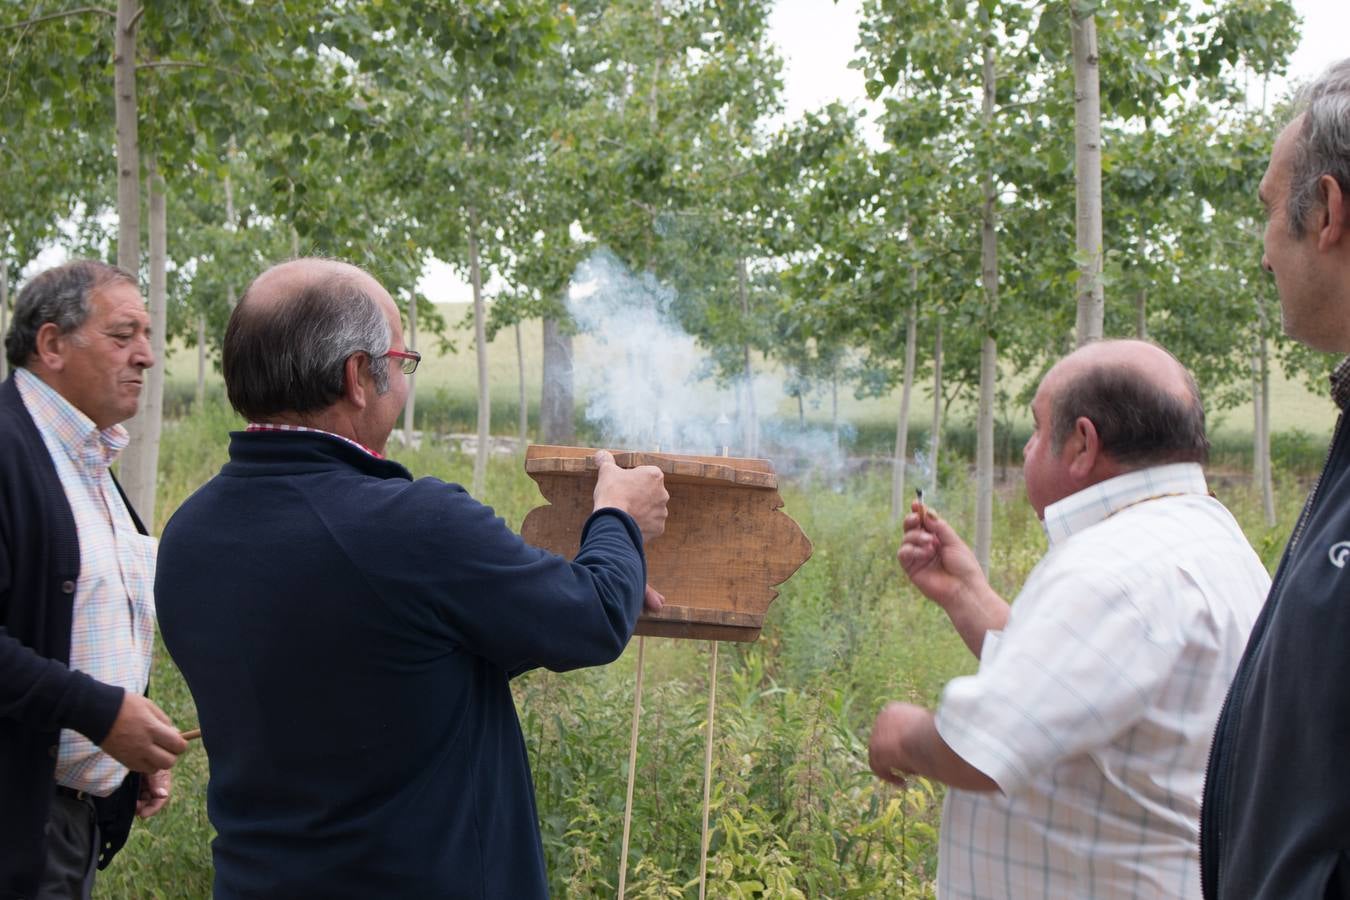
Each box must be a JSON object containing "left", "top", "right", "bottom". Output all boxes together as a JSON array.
[{"left": 155, "top": 258, "right": 668, "bottom": 899}]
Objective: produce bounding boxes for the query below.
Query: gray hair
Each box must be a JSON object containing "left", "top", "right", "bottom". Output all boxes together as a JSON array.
[
  {"left": 4, "top": 260, "right": 137, "bottom": 369},
  {"left": 1288, "top": 58, "right": 1350, "bottom": 239},
  {"left": 223, "top": 268, "right": 391, "bottom": 421}
]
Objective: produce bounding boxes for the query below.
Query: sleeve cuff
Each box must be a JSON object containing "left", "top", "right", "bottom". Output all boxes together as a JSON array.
[
  {"left": 67, "top": 673, "right": 125, "bottom": 746},
  {"left": 935, "top": 680, "right": 1032, "bottom": 796},
  {"left": 583, "top": 507, "right": 644, "bottom": 554}
]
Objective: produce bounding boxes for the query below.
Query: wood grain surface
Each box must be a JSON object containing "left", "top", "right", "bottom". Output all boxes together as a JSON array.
[{"left": 521, "top": 444, "right": 812, "bottom": 642}]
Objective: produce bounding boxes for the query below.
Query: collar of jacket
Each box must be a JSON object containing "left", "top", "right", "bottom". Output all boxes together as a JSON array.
[{"left": 221, "top": 429, "right": 414, "bottom": 481}]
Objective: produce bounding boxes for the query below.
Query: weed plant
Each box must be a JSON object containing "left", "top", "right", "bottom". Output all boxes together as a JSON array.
[{"left": 97, "top": 403, "right": 1309, "bottom": 898}]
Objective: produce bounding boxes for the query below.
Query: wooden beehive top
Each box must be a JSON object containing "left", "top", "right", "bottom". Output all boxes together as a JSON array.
[{"left": 521, "top": 444, "right": 812, "bottom": 642}]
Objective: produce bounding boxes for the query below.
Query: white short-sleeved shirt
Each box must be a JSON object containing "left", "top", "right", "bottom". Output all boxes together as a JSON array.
[{"left": 934, "top": 463, "right": 1269, "bottom": 899}]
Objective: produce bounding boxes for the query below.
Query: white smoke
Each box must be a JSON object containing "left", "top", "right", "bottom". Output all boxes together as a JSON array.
[{"left": 563, "top": 249, "right": 850, "bottom": 480}]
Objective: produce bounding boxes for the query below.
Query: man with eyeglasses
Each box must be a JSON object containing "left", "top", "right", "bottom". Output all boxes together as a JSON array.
[
  {"left": 155, "top": 258, "right": 668, "bottom": 899},
  {"left": 1, "top": 260, "right": 187, "bottom": 899}
]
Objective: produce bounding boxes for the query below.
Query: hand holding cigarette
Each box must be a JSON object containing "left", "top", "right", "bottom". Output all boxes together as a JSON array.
[{"left": 896, "top": 493, "right": 986, "bottom": 614}]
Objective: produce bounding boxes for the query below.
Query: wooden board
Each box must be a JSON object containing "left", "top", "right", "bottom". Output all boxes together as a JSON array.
[{"left": 521, "top": 444, "right": 813, "bottom": 642}]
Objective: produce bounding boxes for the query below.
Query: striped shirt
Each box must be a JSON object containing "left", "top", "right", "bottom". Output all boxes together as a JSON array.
[
  {"left": 15, "top": 368, "right": 156, "bottom": 796},
  {"left": 934, "top": 463, "right": 1269, "bottom": 899}
]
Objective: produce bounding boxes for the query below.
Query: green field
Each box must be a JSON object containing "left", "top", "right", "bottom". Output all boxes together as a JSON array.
[
  {"left": 92, "top": 355, "right": 1315, "bottom": 896},
  {"left": 160, "top": 302, "right": 1338, "bottom": 457}
]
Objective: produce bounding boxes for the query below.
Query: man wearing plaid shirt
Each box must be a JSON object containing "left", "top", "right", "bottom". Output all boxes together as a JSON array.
[
  {"left": 869, "top": 340, "right": 1269, "bottom": 898},
  {"left": 1, "top": 261, "right": 187, "bottom": 899}
]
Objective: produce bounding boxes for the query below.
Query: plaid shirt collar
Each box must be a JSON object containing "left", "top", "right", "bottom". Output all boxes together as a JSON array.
[
  {"left": 1330, "top": 356, "right": 1350, "bottom": 411},
  {"left": 14, "top": 367, "right": 129, "bottom": 469},
  {"left": 245, "top": 422, "right": 384, "bottom": 459},
  {"left": 1041, "top": 462, "right": 1209, "bottom": 547}
]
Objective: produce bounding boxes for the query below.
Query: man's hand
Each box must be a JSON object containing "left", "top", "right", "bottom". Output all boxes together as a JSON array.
[
  {"left": 897, "top": 501, "right": 1009, "bottom": 657},
  {"left": 592, "top": 449, "right": 669, "bottom": 544},
  {"left": 868, "top": 701, "right": 999, "bottom": 792},
  {"left": 135, "top": 769, "right": 172, "bottom": 819},
  {"left": 868, "top": 701, "right": 928, "bottom": 787},
  {"left": 99, "top": 693, "right": 188, "bottom": 774},
  {"left": 897, "top": 501, "right": 985, "bottom": 610},
  {"left": 644, "top": 584, "right": 665, "bottom": 612}
]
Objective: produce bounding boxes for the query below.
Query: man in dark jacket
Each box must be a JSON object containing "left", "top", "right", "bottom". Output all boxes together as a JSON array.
[
  {"left": 1200, "top": 57, "right": 1350, "bottom": 899},
  {"left": 1, "top": 260, "right": 187, "bottom": 899},
  {"left": 155, "top": 258, "right": 669, "bottom": 899}
]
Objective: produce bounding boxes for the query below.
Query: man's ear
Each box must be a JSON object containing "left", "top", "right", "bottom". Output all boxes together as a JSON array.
[
  {"left": 1317, "top": 174, "right": 1347, "bottom": 252},
  {"left": 1067, "top": 416, "right": 1100, "bottom": 481},
  {"left": 32, "top": 322, "right": 68, "bottom": 372},
  {"left": 342, "top": 354, "right": 369, "bottom": 410}
]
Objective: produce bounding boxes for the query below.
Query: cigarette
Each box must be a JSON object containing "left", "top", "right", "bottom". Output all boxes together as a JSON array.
[
  {"left": 916, "top": 488, "right": 926, "bottom": 527},
  {"left": 180, "top": 728, "right": 201, "bottom": 742}
]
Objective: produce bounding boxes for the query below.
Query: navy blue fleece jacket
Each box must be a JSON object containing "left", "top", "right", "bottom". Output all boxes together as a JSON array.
[{"left": 156, "top": 431, "right": 647, "bottom": 899}]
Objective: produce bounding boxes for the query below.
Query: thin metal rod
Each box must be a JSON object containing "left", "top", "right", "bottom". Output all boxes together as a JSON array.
[
  {"left": 697, "top": 640, "right": 719, "bottom": 899},
  {"left": 617, "top": 635, "right": 646, "bottom": 899}
]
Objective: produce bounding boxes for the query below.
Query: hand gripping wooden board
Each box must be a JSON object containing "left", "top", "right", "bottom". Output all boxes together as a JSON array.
[{"left": 521, "top": 444, "right": 813, "bottom": 642}]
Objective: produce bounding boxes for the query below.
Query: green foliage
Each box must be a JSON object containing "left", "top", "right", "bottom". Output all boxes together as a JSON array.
[{"left": 99, "top": 394, "right": 1319, "bottom": 898}]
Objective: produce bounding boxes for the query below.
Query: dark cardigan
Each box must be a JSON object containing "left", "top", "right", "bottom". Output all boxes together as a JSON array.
[
  {"left": 157, "top": 430, "right": 649, "bottom": 898},
  {"left": 0, "top": 374, "right": 144, "bottom": 899}
]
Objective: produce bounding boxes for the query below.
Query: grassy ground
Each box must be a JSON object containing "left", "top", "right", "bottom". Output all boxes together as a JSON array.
[{"left": 93, "top": 389, "right": 1313, "bottom": 898}]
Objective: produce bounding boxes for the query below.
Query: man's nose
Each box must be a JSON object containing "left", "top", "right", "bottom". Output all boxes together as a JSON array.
[
  {"left": 1261, "top": 253, "right": 1273, "bottom": 274},
  {"left": 132, "top": 333, "right": 155, "bottom": 368}
]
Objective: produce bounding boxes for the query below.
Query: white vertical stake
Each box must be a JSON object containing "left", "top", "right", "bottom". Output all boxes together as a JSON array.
[
  {"left": 617, "top": 635, "right": 645, "bottom": 899},
  {"left": 697, "top": 640, "right": 719, "bottom": 899}
]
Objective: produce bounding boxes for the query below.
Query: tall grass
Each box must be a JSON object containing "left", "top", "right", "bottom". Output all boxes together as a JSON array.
[{"left": 97, "top": 401, "right": 1310, "bottom": 898}]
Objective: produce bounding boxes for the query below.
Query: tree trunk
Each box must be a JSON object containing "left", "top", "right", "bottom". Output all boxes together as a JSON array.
[
  {"left": 121, "top": 159, "right": 166, "bottom": 530},
  {"left": 1135, "top": 286, "right": 1147, "bottom": 339},
  {"left": 1260, "top": 335, "right": 1274, "bottom": 526},
  {"left": 516, "top": 320, "right": 528, "bottom": 450},
  {"left": 196, "top": 312, "right": 206, "bottom": 408},
  {"left": 891, "top": 300, "right": 918, "bottom": 522},
  {"left": 467, "top": 213, "right": 490, "bottom": 494},
  {"left": 113, "top": 0, "right": 139, "bottom": 276},
  {"left": 225, "top": 135, "right": 237, "bottom": 227},
  {"left": 541, "top": 317, "right": 575, "bottom": 444},
  {"left": 402, "top": 296, "right": 418, "bottom": 443},
  {"left": 976, "top": 38, "right": 999, "bottom": 574},
  {"left": 930, "top": 312, "right": 943, "bottom": 495},
  {"left": 830, "top": 369, "right": 839, "bottom": 451},
  {"left": 1, "top": 253, "right": 8, "bottom": 382},
  {"left": 1255, "top": 300, "right": 1276, "bottom": 525},
  {"left": 737, "top": 257, "right": 758, "bottom": 457},
  {"left": 1071, "top": 1, "right": 1105, "bottom": 345}
]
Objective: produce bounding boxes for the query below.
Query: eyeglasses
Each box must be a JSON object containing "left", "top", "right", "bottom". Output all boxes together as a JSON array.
[{"left": 383, "top": 348, "right": 421, "bottom": 375}]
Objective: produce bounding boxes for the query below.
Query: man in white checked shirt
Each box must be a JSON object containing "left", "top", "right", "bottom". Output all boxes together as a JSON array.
[
  {"left": 869, "top": 340, "right": 1269, "bottom": 898},
  {"left": 1, "top": 261, "right": 187, "bottom": 899}
]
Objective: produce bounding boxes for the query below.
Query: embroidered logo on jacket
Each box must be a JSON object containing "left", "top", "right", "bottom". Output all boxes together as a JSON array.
[{"left": 1329, "top": 541, "right": 1350, "bottom": 568}]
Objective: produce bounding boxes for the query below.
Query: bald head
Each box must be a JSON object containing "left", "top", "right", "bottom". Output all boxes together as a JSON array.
[
  {"left": 1045, "top": 340, "right": 1208, "bottom": 468},
  {"left": 243, "top": 258, "right": 383, "bottom": 310},
  {"left": 223, "top": 258, "right": 395, "bottom": 422}
]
